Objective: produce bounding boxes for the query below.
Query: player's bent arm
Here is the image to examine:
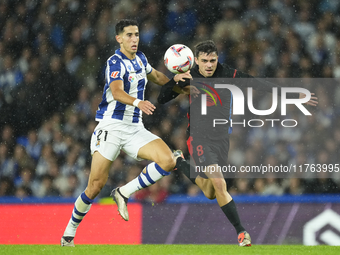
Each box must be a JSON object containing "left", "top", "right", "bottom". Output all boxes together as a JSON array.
[
  {"left": 110, "top": 80, "right": 156, "bottom": 115},
  {"left": 157, "top": 72, "right": 196, "bottom": 104},
  {"left": 157, "top": 79, "right": 198, "bottom": 104}
]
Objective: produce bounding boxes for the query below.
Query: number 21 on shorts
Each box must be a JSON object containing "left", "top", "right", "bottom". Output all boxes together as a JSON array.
[{"left": 97, "top": 130, "right": 108, "bottom": 141}]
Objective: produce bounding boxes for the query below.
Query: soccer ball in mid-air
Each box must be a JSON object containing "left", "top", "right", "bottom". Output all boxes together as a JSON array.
[{"left": 164, "top": 44, "right": 194, "bottom": 74}]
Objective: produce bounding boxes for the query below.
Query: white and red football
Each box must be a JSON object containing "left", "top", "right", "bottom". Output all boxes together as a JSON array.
[{"left": 164, "top": 44, "right": 194, "bottom": 74}]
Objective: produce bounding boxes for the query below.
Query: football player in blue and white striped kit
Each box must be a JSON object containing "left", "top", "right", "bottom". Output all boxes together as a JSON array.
[{"left": 61, "top": 19, "right": 192, "bottom": 246}]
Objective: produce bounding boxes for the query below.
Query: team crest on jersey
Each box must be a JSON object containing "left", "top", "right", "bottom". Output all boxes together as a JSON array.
[
  {"left": 111, "top": 71, "right": 119, "bottom": 78},
  {"left": 128, "top": 65, "right": 132, "bottom": 71},
  {"left": 139, "top": 60, "right": 143, "bottom": 67},
  {"left": 199, "top": 155, "right": 206, "bottom": 163}
]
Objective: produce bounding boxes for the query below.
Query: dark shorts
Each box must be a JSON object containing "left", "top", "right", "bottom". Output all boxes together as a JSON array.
[{"left": 187, "top": 135, "right": 230, "bottom": 179}]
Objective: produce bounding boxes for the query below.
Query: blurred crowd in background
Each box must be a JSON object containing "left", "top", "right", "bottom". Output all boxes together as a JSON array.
[{"left": 1, "top": 0, "right": 340, "bottom": 202}]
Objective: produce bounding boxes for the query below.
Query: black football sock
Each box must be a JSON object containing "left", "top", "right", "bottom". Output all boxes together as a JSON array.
[
  {"left": 176, "top": 157, "right": 196, "bottom": 184},
  {"left": 221, "top": 199, "right": 245, "bottom": 234}
]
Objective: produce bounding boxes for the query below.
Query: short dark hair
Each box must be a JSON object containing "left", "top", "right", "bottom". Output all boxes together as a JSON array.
[
  {"left": 115, "top": 19, "right": 138, "bottom": 35},
  {"left": 194, "top": 40, "right": 218, "bottom": 58}
]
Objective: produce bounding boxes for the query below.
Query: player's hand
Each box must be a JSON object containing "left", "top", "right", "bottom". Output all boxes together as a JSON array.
[
  {"left": 137, "top": 100, "right": 156, "bottom": 115},
  {"left": 181, "top": 85, "right": 200, "bottom": 98},
  {"left": 174, "top": 71, "right": 192, "bottom": 83},
  {"left": 300, "top": 92, "right": 318, "bottom": 106}
]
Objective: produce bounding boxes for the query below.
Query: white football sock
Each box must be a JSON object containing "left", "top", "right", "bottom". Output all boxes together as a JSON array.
[
  {"left": 63, "top": 192, "right": 93, "bottom": 237},
  {"left": 119, "top": 162, "right": 170, "bottom": 198}
]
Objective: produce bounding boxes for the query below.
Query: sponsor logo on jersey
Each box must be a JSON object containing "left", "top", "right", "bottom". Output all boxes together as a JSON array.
[
  {"left": 111, "top": 71, "right": 119, "bottom": 78},
  {"left": 128, "top": 75, "right": 135, "bottom": 83}
]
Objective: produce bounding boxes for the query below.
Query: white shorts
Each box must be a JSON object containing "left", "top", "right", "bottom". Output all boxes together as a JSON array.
[{"left": 90, "top": 120, "right": 159, "bottom": 161}]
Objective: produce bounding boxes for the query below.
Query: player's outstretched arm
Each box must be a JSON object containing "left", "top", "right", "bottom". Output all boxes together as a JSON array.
[
  {"left": 300, "top": 92, "right": 318, "bottom": 106},
  {"left": 147, "top": 69, "right": 170, "bottom": 86},
  {"left": 110, "top": 80, "right": 156, "bottom": 115},
  {"left": 174, "top": 72, "right": 193, "bottom": 83},
  {"left": 147, "top": 68, "right": 192, "bottom": 87}
]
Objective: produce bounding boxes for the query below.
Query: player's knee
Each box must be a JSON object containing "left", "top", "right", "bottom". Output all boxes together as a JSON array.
[
  {"left": 203, "top": 190, "right": 216, "bottom": 200},
  {"left": 211, "top": 178, "right": 226, "bottom": 193},
  {"left": 198, "top": 178, "right": 216, "bottom": 200}
]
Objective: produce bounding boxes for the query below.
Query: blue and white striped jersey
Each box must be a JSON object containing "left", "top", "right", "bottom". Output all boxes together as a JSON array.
[{"left": 95, "top": 49, "right": 152, "bottom": 124}]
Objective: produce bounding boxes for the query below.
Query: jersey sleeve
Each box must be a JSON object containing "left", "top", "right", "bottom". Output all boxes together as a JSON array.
[
  {"left": 157, "top": 78, "right": 179, "bottom": 104},
  {"left": 146, "top": 62, "right": 152, "bottom": 74},
  {"left": 106, "top": 57, "right": 125, "bottom": 84},
  {"left": 138, "top": 51, "right": 152, "bottom": 74}
]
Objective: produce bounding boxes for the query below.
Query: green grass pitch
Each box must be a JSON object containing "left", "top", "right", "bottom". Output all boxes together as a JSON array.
[{"left": 1, "top": 245, "right": 339, "bottom": 255}]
